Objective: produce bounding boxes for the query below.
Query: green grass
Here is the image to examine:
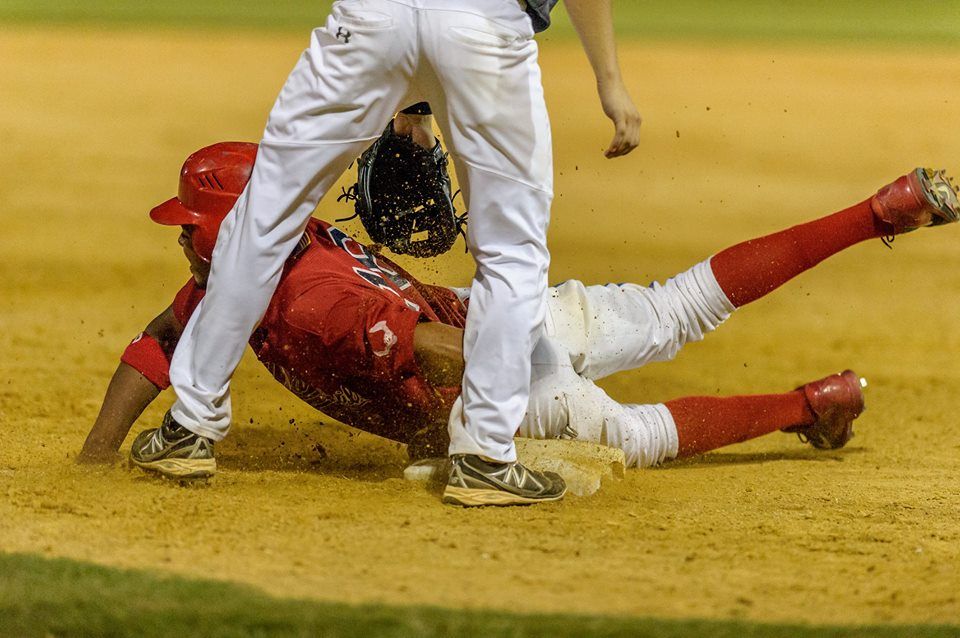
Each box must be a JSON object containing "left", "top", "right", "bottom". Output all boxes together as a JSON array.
[
  {"left": 1, "top": 552, "right": 958, "bottom": 638},
  {"left": 0, "top": 0, "right": 958, "bottom": 44}
]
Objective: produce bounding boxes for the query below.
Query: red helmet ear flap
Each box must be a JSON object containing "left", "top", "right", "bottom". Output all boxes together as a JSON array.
[
  {"left": 188, "top": 219, "right": 221, "bottom": 264},
  {"left": 149, "top": 142, "right": 258, "bottom": 261}
]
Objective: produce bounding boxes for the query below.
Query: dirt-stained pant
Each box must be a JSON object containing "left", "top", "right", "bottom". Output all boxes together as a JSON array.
[
  {"left": 168, "top": 0, "right": 552, "bottom": 463},
  {"left": 518, "top": 260, "right": 736, "bottom": 468}
]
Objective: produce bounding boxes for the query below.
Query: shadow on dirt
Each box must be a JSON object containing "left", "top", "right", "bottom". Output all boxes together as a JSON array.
[
  {"left": 658, "top": 446, "right": 868, "bottom": 470},
  {"left": 215, "top": 420, "right": 409, "bottom": 482}
]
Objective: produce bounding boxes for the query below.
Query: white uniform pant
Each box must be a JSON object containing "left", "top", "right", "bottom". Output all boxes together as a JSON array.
[
  {"left": 169, "top": 0, "right": 553, "bottom": 463},
  {"left": 517, "top": 260, "right": 736, "bottom": 468}
]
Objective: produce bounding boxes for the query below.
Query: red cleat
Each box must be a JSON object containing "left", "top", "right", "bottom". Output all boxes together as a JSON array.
[
  {"left": 785, "top": 370, "right": 866, "bottom": 450},
  {"left": 871, "top": 168, "right": 960, "bottom": 233}
]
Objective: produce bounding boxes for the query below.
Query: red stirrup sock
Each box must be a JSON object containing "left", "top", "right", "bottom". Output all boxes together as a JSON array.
[
  {"left": 666, "top": 392, "right": 816, "bottom": 458},
  {"left": 710, "top": 199, "right": 892, "bottom": 308}
]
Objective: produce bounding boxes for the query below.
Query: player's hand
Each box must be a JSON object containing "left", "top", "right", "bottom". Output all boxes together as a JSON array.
[
  {"left": 394, "top": 112, "right": 435, "bottom": 150},
  {"left": 597, "top": 77, "right": 641, "bottom": 158}
]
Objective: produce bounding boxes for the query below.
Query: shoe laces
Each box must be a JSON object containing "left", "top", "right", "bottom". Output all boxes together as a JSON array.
[{"left": 160, "top": 413, "right": 193, "bottom": 441}]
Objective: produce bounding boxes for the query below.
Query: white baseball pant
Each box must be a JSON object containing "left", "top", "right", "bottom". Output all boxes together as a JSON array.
[
  {"left": 168, "top": 0, "right": 551, "bottom": 463},
  {"left": 517, "top": 260, "right": 736, "bottom": 468}
]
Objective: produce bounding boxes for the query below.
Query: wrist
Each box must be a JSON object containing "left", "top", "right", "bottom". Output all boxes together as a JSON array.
[
  {"left": 596, "top": 69, "right": 624, "bottom": 86},
  {"left": 77, "top": 446, "right": 120, "bottom": 465}
]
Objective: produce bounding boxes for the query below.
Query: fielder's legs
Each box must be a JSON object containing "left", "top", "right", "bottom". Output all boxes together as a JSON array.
[{"left": 169, "top": 3, "right": 418, "bottom": 440}]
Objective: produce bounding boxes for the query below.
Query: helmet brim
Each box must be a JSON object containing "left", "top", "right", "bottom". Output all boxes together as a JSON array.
[{"left": 150, "top": 197, "right": 201, "bottom": 227}]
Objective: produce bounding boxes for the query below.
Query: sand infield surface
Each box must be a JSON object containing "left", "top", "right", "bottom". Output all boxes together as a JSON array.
[{"left": 1, "top": 27, "right": 959, "bottom": 625}]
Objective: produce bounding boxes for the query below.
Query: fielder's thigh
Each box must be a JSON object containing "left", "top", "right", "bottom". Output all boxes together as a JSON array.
[
  {"left": 417, "top": 1, "right": 552, "bottom": 193},
  {"left": 265, "top": 1, "right": 417, "bottom": 144}
]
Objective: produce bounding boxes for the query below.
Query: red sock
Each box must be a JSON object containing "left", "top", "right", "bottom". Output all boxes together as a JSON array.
[
  {"left": 667, "top": 392, "right": 816, "bottom": 458},
  {"left": 711, "top": 199, "right": 892, "bottom": 307}
]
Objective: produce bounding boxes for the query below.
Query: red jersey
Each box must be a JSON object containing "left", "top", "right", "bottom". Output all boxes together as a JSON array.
[{"left": 171, "top": 218, "right": 467, "bottom": 443}]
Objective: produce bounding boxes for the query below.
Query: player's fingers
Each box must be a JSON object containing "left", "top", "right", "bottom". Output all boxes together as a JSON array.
[
  {"left": 604, "top": 136, "right": 623, "bottom": 158},
  {"left": 605, "top": 113, "right": 641, "bottom": 158},
  {"left": 603, "top": 121, "right": 625, "bottom": 157},
  {"left": 604, "top": 129, "right": 626, "bottom": 158},
  {"left": 604, "top": 126, "right": 634, "bottom": 158},
  {"left": 618, "top": 124, "right": 641, "bottom": 156},
  {"left": 411, "top": 126, "right": 435, "bottom": 150},
  {"left": 393, "top": 113, "right": 412, "bottom": 136}
]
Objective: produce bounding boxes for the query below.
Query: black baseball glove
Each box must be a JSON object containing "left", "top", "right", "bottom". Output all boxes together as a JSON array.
[{"left": 338, "top": 121, "right": 466, "bottom": 258}]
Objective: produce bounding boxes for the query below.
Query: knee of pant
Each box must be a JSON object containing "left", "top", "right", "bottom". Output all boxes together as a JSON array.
[
  {"left": 472, "top": 247, "right": 549, "bottom": 284},
  {"left": 647, "top": 326, "right": 683, "bottom": 363},
  {"left": 637, "top": 284, "right": 690, "bottom": 363},
  {"left": 468, "top": 272, "right": 549, "bottom": 314},
  {"left": 460, "top": 167, "right": 553, "bottom": 222}
]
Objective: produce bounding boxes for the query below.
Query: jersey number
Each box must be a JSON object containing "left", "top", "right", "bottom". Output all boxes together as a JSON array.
[{"left": 326, "top": 227, "right": 417, "bottom": 308}]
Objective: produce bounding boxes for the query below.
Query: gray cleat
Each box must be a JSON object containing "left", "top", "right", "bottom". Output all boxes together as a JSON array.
[
  {"left": 129, "top": 411, "right": 216, "bottom": 479},
  {"left": 442, "top": 454, "right": 566, "bottom": 506}
]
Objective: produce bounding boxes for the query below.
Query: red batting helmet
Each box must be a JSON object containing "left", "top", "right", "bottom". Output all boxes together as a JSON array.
[{"left": 149, "top": 142, "right": 258, "bottom": 262}]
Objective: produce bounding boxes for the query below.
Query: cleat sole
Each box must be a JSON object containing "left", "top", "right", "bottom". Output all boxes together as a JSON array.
[
  {"left": 130, "top": 457, "right": 217, "bottom": 480},
  {"left": 916, "top": 167, "right": 960, "bottom": 225},
  {"left": 442, "top": 485, "right": 566, "bottom": 507}
]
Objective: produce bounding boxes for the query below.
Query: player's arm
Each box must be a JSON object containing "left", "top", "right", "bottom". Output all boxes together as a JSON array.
[
  {"left": 564, "top": 0, "right": 641, "bottom": 158},
  {"left": 413, "top": 322, "right": 464, "bottom": 388},
  {"left": 78, "top": 305, "right": 183, "bottom": 463}
]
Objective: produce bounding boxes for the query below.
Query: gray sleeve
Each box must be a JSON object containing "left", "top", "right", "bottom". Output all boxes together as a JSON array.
[{"left": 524, "top": 0, "right": 560, "bottom": 33}]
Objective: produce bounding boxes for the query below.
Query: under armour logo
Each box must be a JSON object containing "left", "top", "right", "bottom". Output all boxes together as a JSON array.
[{"left": 336, "top": 26, "right": 352, "bottom": 43}]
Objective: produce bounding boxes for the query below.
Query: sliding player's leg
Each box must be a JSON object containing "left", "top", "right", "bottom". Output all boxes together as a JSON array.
[
  {"left": 520, "top": 338, "right": 866, "bottom": 468},
  {"left": 546, "top": 168, "right": 958, "bottom": 382}
]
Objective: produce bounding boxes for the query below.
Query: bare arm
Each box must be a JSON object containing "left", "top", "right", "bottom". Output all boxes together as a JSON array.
[
  {"left": 564, "top": 0, "right": 641, "bottom": 158},
  {"left": 78, "top": 305, "right": 182, "bottom": 463},
  {"left": 78, "top": 363, "right": 162, "bottom": 463},
  {"left": 413, "top": 321, "right": 465, "bottom": 388}
]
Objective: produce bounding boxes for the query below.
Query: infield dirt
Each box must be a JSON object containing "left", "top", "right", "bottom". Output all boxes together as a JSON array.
[{"left": 1, "top": 27, "right": 959, "bottom": 626}]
